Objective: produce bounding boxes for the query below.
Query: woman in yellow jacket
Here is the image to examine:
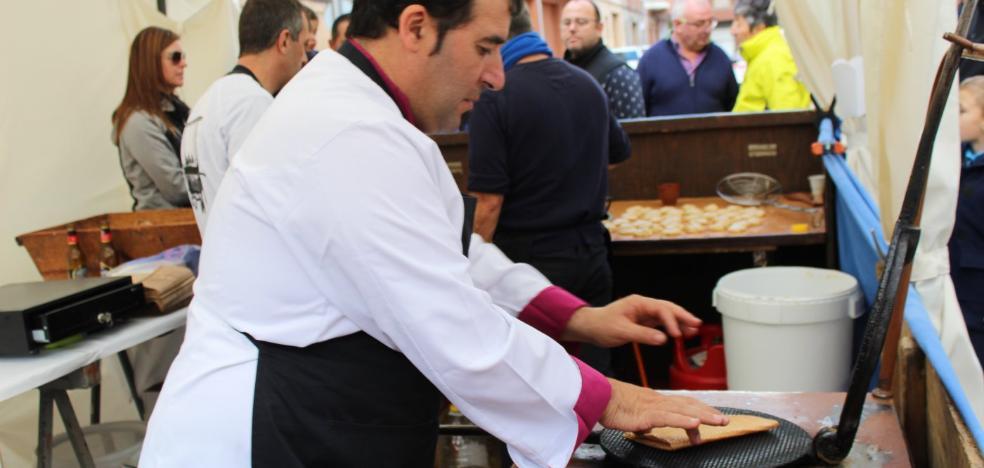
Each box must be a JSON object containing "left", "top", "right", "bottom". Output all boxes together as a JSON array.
[{"left": 731, "top": 0, "right": 811, "bottom": 112}]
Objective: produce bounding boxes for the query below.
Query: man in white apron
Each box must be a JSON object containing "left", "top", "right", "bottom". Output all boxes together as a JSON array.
[{"left": 139, "top": 0, "right": 726, "bottom": 466}]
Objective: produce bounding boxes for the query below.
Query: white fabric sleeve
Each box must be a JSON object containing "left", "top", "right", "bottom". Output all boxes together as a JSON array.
[
  {"left": 466, "top": 233, "right": 552, "bottom": 317},
  {"left": 276, "top": 121, "right": 596, "bottom": 466}
]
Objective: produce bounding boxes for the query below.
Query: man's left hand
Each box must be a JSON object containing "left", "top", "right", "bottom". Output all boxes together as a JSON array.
[{"left": 561, "top": 295, "right": 701, "bottom": 347}]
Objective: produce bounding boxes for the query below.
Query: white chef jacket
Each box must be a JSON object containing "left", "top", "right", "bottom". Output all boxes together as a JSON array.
[
  {"left": 140, "top": 49, "right": 608, "bottom": 467},
  {"left": 180, "top": 72, "right": 272, "bottom": 234}
]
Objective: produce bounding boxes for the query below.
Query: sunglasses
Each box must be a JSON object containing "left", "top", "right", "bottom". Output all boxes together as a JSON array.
[{"left": 168, "top": 50, "right": 186, "bottom": 65}]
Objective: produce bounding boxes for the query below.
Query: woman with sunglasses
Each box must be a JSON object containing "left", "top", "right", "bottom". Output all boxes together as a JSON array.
[
  {"left": 110, "top": 26, "right": 190, "bottom": 418},
  {"left": 112, "top": 26, "right": 191, "bottom": 211}
]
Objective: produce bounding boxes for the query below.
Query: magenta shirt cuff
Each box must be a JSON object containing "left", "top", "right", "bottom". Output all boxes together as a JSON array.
[
  {"left": 572, "top": 357, "right": 612, "bottom": 446},
  {"left": 517, "top": 286, "right": 587, "bottom": 339}
]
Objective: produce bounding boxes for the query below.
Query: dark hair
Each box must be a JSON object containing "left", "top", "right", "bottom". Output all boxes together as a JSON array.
[
  {"left": 113, "top": 27, "right": 180, "bottom": 142},
  {"left": 332, "top": 13, "right": 351, "bottom": 42},
  {"left": 509, "top": 3, "right": 531, "bottom": 38},
  {"left": 302, "top": 4, "right": 318, "bottom": 22},
  {"left": 348, "top": 0, "right": 521, "bottom": 54},
  {"left": 734, "top": 0, "right": 777, "bottom": 28},
  {"left": 239, "top": 0, "right": 305, "bottom": 56}
]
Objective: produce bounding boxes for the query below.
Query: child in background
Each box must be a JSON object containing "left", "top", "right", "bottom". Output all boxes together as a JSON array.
[{"left": 952, "top": 76, "right": 984, "bottom": 367}]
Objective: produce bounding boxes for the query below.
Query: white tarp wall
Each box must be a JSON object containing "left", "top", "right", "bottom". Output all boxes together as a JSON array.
[
  {"left": 777, "top": 0, "right": 984, "bottom": 425},
  {"left": 0, "top": 1, "right": 237, "bottom": 465}
]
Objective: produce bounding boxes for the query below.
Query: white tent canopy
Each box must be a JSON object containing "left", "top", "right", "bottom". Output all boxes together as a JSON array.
[
  {"left": 777, "top": 0, "right": 984, "bottom": 425},
  {"left": 0, "top": 1, "right": 238, "bottom": 465}
]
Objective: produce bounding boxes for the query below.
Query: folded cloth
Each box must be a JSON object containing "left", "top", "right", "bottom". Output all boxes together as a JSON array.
[
  {"left": 624, "top": 414, "right": 779, "bottom": 451},
  {"left": 134, "top": 265, "right": 195, "bottom": 314}
]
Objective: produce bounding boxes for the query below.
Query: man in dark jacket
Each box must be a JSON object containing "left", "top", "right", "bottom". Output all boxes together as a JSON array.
[
  {"left": 561, "top": 0, "right": 645, "bottom": 118},
  {"left": 469, "top": 6, "right": 631, "bottom": 374},
  {"left": 636, "top": 0, "right": 738, "bottom": 116}
]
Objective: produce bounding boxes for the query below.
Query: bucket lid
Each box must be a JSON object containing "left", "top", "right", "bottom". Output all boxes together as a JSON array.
[{"left": 713, "top": 267, "right": 862, "bottom": 325}]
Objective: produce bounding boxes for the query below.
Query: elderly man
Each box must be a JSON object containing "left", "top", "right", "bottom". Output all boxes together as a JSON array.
[
  {"left": 637, "top": 0, "right": 737, "bottom": 116},
  {"left": 181, "top": 0, "right": 311, "bottom": 234},
  {"left": 140, "top": 0, "right": 726, "bottom": 466},
  {"left": 561, "top": 0, "right": 645, "bottom": 118}
]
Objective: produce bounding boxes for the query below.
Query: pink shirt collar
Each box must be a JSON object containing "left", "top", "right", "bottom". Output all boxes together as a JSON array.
[{"left": 349, "top": 39, "right": 418, "bottom": 127}]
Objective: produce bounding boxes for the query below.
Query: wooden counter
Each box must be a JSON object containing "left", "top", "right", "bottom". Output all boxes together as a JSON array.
[
  {"left": 607, "top": 197, "right": 825, "bottom": 256},
  {"left": 570, "top": 391, "right": 911, "bottom": 467}
]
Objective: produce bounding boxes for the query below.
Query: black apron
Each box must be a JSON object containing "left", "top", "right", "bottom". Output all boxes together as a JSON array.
[{"left": 247, "top": 195, "right": 475, "bottom": 467}]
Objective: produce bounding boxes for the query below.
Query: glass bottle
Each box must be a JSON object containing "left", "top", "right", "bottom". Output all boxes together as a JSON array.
[
  {"left": 66, "top": 225, "right": 87, "bottom": 278},
  {"left": 98, "top": 224, "right": 118, "bottom": 274}
]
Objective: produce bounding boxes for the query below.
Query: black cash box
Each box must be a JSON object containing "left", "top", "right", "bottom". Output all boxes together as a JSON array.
[{"left": 0, "top": 277, "right": 145, "bottom": 355}]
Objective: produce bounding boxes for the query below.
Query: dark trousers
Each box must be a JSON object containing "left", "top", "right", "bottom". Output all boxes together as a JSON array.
[
  {"left": 494, "top": 227, "right": 614, "bottom": 375},
  {"left": 248, "top": 332, "right": 442, "bottom": 468}
]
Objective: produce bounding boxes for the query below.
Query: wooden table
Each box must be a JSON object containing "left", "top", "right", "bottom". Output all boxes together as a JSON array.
[
  {"left": 571, "top": 390, "right": 911, "bottom": 467},
  {"left": 607, "top": 197, "right": 826, "bottom": 259}
]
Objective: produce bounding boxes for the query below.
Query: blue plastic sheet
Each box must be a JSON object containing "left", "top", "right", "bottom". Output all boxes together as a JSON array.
[{"left": 823, "top": 153, "right": 984, "bottom": 453}]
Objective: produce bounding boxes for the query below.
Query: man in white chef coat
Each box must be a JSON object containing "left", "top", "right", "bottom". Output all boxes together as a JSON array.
[
  {"left": 181, "top": 0, "right": 312, "bottom": 234},
  {"left": 140, "top": 0, "right": 727, "bottom": 466}
]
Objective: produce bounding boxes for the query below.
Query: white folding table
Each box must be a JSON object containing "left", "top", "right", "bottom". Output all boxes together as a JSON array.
[{"left": 0, "top": 309, "right": 187, "bottom": 468}]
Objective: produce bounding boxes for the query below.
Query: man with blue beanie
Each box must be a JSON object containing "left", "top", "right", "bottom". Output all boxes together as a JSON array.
[{"left": 468, "top": 4, "right": 630, "bottom": 375}]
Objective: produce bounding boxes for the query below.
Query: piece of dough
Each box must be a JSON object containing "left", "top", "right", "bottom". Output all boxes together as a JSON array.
[{"left": 624, "top": 414, "right": 780, "bottom": 451}]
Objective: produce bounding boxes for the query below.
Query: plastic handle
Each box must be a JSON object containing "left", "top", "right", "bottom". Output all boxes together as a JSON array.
[{"left": 847, "top": 293, "right": 865, "bottom": 319}]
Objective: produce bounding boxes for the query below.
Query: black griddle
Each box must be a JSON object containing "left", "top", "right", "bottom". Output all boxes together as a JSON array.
[{"left": 600, "top": 407, "right": 812, "bottom": 467}]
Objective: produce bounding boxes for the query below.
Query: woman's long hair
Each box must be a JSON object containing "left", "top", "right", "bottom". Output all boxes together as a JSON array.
[{"left": 112, "top": 27, "right": 180, "bottom": 144}]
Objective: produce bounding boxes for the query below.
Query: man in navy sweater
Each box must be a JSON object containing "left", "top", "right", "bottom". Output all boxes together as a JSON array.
[{"left": 637, "top": 0, "right": 738, "bottom": 116}]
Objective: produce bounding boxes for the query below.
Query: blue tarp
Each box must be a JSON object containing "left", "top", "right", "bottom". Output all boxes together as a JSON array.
[{"left": 823, "top": 153, "right": 984, "bottom": 453}]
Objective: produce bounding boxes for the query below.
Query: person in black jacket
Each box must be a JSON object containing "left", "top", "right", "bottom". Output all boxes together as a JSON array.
[
  {"left": 561, "top": 0, "right": 645, "bottom": 118},
  {"left": 952, "top": 76, "right": 984, "bottom": 366}
]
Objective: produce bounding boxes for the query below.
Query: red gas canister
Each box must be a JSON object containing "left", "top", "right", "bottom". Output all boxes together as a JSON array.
[{"left": 669, "top": 324, "right": 727, "bottom": 390}]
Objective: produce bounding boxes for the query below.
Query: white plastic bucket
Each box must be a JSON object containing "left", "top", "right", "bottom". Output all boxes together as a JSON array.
[{"left": 713, "top": 267, "right": 863, "bottom": 392}]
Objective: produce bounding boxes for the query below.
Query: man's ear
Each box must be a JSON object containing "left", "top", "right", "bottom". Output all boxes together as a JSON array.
[
  {"left": 277, "top": 29, "right": 292, "bottom": 54},
  {"left": 397, "top": 4, "right": 432, "bottom": 53}
]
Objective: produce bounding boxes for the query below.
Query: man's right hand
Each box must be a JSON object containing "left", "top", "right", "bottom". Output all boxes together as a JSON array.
[{"left": 600, "top": 379, "right": 729, "bottom": 445}]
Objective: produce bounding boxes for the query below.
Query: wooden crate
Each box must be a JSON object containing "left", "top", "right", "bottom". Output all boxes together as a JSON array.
[{"left": 15, "top": 209, "right": 201, "bottom": 280}]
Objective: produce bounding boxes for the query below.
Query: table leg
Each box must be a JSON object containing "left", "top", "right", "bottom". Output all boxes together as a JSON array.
[
  {"left": 52, "top": 390, "right": 95, "bottom": 468},
  {"left": 90, "top": 384, "right": 100, "bottom": 425},
  {"left": 36, "top": 390, "right": 54, "bottom": 468},
  {"left": 117, "top": 351, "right": 145, "bottom": 420}
]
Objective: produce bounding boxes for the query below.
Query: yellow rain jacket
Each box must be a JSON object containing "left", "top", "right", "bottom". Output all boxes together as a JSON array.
[{"left": 733, "top": 26, "right": 811, "bottom": 112}]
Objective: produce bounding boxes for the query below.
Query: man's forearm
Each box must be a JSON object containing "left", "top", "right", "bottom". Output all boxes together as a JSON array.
[{"left": 471, "top": 192, "right": 503, "bottom": 241}]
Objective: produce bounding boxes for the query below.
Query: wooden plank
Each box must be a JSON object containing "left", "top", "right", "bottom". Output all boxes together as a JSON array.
[
  {"left": 609, "top": 111, "right": 822, "bottom": 200},
  {"left": 431, "top": 111, "right": 823, "bottom": 200},
  {"left": 926, "top": 364, "right": 984, "bottom": 468},
  {"left": 892, "top": 329, "right": 927, "bottom": 467}
]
